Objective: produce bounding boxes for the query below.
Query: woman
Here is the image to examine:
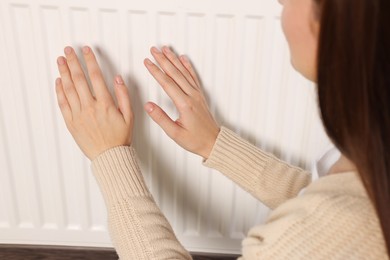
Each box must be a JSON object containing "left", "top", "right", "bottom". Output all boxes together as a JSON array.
[{"left": 54, "top": 0, "right": 389, "bottom": 259}]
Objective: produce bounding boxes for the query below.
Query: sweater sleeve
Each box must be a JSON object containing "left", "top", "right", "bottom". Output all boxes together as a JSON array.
[
  {"left": 91, "top": 146, "right": 192, "bottom": 260},
  {"left": 203, "top": 126, "right": 312, "bottom": 209}
]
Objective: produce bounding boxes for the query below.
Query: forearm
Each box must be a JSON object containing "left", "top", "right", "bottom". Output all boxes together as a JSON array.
[
  {"left": 203, "top": 127, "right": 312, "bottom": 209},
  {"left": 91, "top": 146, "right": 191, "bottom": 260}
]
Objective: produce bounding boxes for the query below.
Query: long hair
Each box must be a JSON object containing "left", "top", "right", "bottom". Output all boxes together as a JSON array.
[{"left": 314, "top": 0, "right": 390, "bottom": 255}]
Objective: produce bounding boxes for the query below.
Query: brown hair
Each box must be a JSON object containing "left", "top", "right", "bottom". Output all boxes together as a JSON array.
[{"left": 314, "top": 0, "right": 390, "bottom": 256}]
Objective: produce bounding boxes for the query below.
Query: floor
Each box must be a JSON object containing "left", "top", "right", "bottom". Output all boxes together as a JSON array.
[{"left": 0, "top": 244, "right": 238, "bottom": 260}]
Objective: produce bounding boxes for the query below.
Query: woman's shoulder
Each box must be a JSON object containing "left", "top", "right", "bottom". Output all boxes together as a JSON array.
[
  {"left": 271, "top": 171, "right": 373, "bottom": 220},
  {"left": 305, "top": 171, "right": 367, "bottom": 197},
  {"left": 243, "top": 171, "right": 387, "bottom": 259},
  {"left": 261, "top": 171, "right": 382, "bottom": 242}
]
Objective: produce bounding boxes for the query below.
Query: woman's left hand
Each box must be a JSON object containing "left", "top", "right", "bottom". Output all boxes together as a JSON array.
[
  {"left": 55, "top": 46, "right": 133, "bottom": 161},
  {"left": 143, "top": 46, "right": 220, "bottom": 159}
]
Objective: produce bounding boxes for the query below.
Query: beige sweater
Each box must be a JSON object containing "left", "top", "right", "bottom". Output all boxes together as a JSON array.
[{"left": 91, "top": 127, "right": 388, "bottom": 259}]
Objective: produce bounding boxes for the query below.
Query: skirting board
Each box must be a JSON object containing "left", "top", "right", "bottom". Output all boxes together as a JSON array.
[{"left": 0, "top": 244, "right": 239, "bottom": 260}]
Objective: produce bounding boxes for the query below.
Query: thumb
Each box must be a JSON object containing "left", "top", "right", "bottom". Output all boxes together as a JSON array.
[
  {"left": 144, "top": 102, "right": 180, "bottom": 138},
  {"left": 114, "top": 75, "right": 132, "bottom": 124}
]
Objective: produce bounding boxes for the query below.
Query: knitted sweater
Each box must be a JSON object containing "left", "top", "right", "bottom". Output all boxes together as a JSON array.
[{"left": 91, "top": 126, "right": 388, "bottom": 259}]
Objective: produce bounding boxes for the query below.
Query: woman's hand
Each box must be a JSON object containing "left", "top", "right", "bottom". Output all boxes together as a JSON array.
[
  {"left": 144, "top": 46, "right": 220, "bottom": 159},
  {"left": 55, "top": 46, "right": 133, "bottom": 161}
]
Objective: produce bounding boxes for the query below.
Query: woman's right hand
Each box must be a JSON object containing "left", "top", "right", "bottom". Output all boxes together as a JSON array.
[{"left": 144, "top": 46, "right": 220, "bottom": 159}]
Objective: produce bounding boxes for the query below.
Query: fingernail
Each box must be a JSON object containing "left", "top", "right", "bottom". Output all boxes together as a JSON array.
[
  {"left": 57, "top": 57, "right": 66, "bottom": 65},
  {"left": 180, "top": 55, "right": 188, "bottom": 62},
  {"left": 145, "top": 58, "right": 153, "bottom": 65},
  {"left": 82, "top": 46, "right": 90, "bottom": 54},
  {"left": 115, "top": 75, "right": 124, "bottom": 85},
  {"left": 163, "top": 46, "right": 171, "bottom": 54},
  {"left": 55, "top": 78, "right": 61, "bottom": 85},
  {"left": 64, "top": 46, "right": 72, "bottom": 55},
  {"left": 144, "top": 103, "right": 154, "bottom": 113},
  {"left": 151, "top": 47, "right": 160, "bottom": 54}
]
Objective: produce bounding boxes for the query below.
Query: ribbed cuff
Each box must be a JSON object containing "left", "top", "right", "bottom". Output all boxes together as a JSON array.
[
  {"left": 91, "top": 146, "right": 151, "bottom": 206},
  {"left": 203, "top": 126, "right": 271, "bottom": 193},
  {"left": 203, "top": 126, "right": 313, "bottom": 209}
]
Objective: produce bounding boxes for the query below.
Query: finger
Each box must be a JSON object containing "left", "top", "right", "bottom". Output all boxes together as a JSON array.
[
  {"left": 114, "top": 75, "right": 132, "bottom": 125},
  {"left": 161, "top": 46, "right": 198, "bottom": 89},
  {"left": 151, "top": 47, "right": 195, "bottom": 95},
  {"left": 57, "top": 56, "right": 81, "bottom": 113},
  {"left": 144, "top": 102, "right": 181, "bottom": 139},
  {"left": 63, "top": 46, "right": 94, "bottom": 107},
  {"left": 82, "top": 46, "right": 114, "bottom": 105},
  {"left": 144, "top": 58, "right": 187, "bottom": 107},
  {"left": 55, "top": 78, "right": 72, "bottom": 123},
  {"left": 179, "top": 55, "right": 202, "bottom": 90}
]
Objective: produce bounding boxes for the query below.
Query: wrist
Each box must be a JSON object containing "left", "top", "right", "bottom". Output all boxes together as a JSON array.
[{"left": 200, "top": 127, "right": 220, "bottom": 159}]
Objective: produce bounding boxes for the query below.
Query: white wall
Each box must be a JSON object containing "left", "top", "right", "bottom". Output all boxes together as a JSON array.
[{"left": 0, "top": 0, "right": 331, "bottom": 254}]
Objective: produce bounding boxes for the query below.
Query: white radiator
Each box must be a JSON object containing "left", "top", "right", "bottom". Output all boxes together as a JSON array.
[{"left": 0, "top": 0, "right": 331, "bottom": 254}]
